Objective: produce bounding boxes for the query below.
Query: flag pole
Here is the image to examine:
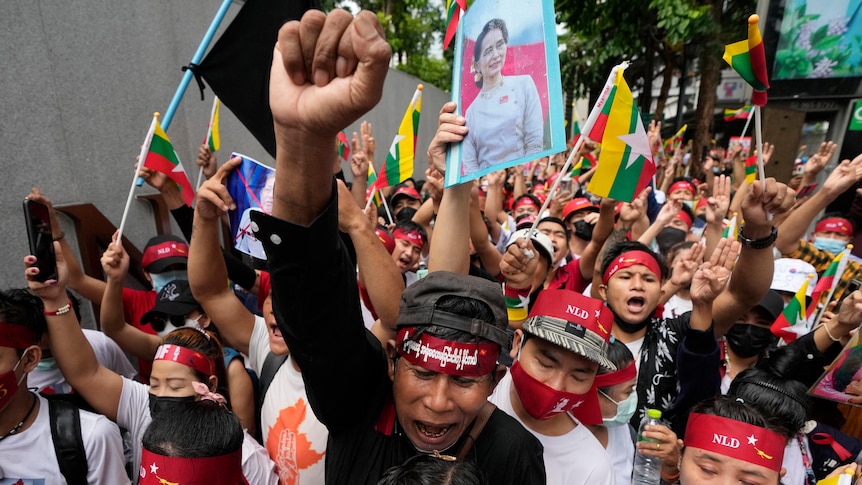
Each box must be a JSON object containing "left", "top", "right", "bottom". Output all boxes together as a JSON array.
[
  {"left": 812, "top": 247, "right": 852, "bottom": 327},
  {"left": 753, "top": 105, "right": 772, "bottom": 221},
  {"left": 524, "top": 62, "right": 629, "bottom": 240},
  {"left": 364, "top": 186, "right": 377, "bottom": 212},
  {"left": 738, "top": 109, "right": 754, "bottom": 139},
  {"left": 136, "top": 0, "right": 234, "bottom": 187},
  {"left": 197, "top": 96, "right": 220, "bottom": 190},
  {"left": 119, "top": 113, "right": 160, "bottom": 245},
  {"left": 381, "top": 195, "right": 394, "bottom": 225}
]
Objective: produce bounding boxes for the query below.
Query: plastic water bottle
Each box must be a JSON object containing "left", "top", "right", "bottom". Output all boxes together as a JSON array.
[
  {"left": 632, "top": 409, "right": 663, "bottom": 485},
  {"left": 416, "top": 262, "right": 428, "bottom": 280}
]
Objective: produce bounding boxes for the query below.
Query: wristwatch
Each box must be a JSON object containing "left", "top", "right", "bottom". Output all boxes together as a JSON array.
[{"left": 737, "top": 224, "right": 777, "bottom": 249}]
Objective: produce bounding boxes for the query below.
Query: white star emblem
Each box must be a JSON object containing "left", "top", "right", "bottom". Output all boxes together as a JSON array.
[
  {"left": 617, "top": 118, "right": 653, "bottom": 169},
  {"left": 780, "top": 323, "right": 810, "bottom": 339},
  {"left": 389, "top": 134, "right": 405, "bottom": 157},
  {"left": 150, "top": 462, "right": 159, "bottom": 474},
  {"left": 747, "top": 434, "right": 758, "bottom": 446}
]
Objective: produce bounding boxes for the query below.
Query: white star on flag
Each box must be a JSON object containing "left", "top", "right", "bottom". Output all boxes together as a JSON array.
[
  {"left": 389, "top": 134, "right": 404, "bottom": 157},
  {"left": 747, "top": 434, "right": 758, "bottom": 446},
  {"left": 516, "top": 293, "right": 530, "bottom": 308},
  {"left": 780, "top": 322, "right": 811, "bottom": 339},
  {"left": 150, "top": 463, "right": 159, "bottom": 474},
  {"left": 617, "top": 118, "right": 653, "bottom": 169}
]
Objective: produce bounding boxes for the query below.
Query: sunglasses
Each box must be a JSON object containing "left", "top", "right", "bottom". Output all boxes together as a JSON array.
[{"left": 150, "top": 315, "right": 186, "bottom": 333}]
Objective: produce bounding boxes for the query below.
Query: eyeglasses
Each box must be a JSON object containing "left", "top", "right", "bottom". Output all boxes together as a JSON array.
[{"left": 150, "top": 315, "right": 185, "bottom": 333}]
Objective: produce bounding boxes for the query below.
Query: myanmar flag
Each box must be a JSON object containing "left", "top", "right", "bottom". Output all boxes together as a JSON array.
[
  {"left": 206, "top": 97, "right": 221, "bottom": 152},
  {"left": 374, "top": 85, "right": 423, "bottom": 190},
  {"left": 443, "top": 0, "right": 466, "bottom": 50},
  {"left": 586, "top": 69, "right": 655, "bottom": 202},
  {"left": 570, "top": 152, "right": 595, "bottom": 177},
  {"left": 771, "top": 279, "right": 808, "bottom": 343},
  {"left": 744, "top": 155, "right": 757, "bottom": 184},
  {"left": 807, "top": 250, "right": 847, "bottom": 316},
  {"left": 724, "top": 105, "right": 753, "bottom": 122},
  {"left": 145, "top": 120, "right": 195, "bottom": 206},
  {"left": 723, "top": 15, "right": 770, "bottom": 106},
  {"left": 662, "top": 124, "right": 687, "bottom": 154},
  {"left": 721, "top": 213, "right": 738, "bottom": 240},
  {"left": 366, "top": 164, "right": 382, "bottom": 207},
  {"left": 337, "top": 131, "right": 350, "bottom": 162}
]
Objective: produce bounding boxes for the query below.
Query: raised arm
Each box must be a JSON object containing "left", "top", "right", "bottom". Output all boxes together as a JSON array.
[
  {"left": 27, "top": 243, "right": 124, "bottom": 421},
  {"left": 578, "top": 196, "right": 618, "bottom": 281},
  {"left": 703, "top": 175, "right": 731, "bottom": 259},
  {"left": 189, "top": 157, "right": 255, "bottom": 356},
  {"left": 427, "top": 102, "right": 472, "bottom": 274},
  {"left": 100, "top": 232, "right": 161, "bottom": 360},
  {"left": 712, "top": 179, "right": 796, "bottom": 336},
  {"left": 776, "top": 153, "right": 862, "bottom": 255}
]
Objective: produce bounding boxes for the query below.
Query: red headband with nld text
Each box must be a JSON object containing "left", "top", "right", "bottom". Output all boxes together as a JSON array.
[
  {"left": 685, "top": 413, "right": 785, "bottom": 472},
  {"left": 393, "top": 228, "right": 426, "bottom": 251},
  {"left": 814, "top": 218, "right": 852, "bottom": 237},
  {"left": 154, "top": 344, "right": 215, "bottom": 377},
  {"left": 396, "top": 327, "right": 498, "bottom": 376},
  {"left": 602, "top": 250, "right": 661, "bottom": 284}
]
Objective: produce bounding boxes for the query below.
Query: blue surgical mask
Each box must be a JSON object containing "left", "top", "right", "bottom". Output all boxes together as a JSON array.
[
  {"left": 681, "top": 200, "right": 694, "bottom": 210},
  {"left": 150, "top": 270, "right": 188, "bottom": 293},
  {"left": 813, "top": 237, "right": 848, "bottom": 255},
  {"left": 35, "top": 356, "right": 58, "bottom": 372},
  {"left": 600, "top": 389, "right": 638, "bottom": 427}
]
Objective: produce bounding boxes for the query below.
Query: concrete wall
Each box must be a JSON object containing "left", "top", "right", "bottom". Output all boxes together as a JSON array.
[{"left": 0, "top": 1, "right": 448, "bottom": 319}]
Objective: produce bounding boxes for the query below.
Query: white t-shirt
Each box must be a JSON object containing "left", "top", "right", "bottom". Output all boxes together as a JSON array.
[
  {"left": 782, "top": 437, "right": 807, "bottom": 485},
  {"left": 249, "top": 315, "right": 328, "bottom": 485},
  {"left": 118, "top": 378, "right": 277, "bottom": 485},
  {"left": 0, "top": 393, "right": 130, "bottom": 484},
  {"left": 624, "top": 337, "right": 646, "bottom": 373},
  {"left": 606, "top": 424, "right": 635, "bottom": 485},
  {"left": 30, "top": 329, "right": 137, "bottom": 394},
  {"left": 490, "top": 372, "right": 614, "bottom": 485},
  {"left": 662, "top": 295, "right": 692, "bottom": 320}
]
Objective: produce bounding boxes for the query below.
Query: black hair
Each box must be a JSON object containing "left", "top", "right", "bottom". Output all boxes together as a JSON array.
[
  {"left": 728, "top": 368, "right": 808, "bottom": 440},
  {"left": 0, "top": 289, "right": 47, "bottom": 352},
  {"left": 472, "top": 18, "right": 509, "bottom": 90},
  {"left": 817, "top": 212, "right": 856, "bottom": 234},
  {"left": 689, "top": 395, "right": 770, "bottom": 430},
  {"left": 162, "top": 328, "right": 230, "bottom": 408},
  {"left": 600, "top": 241, "right": 669, "bottom": 281},
  {"left": 142, "top": 400, "right": 243, "bottom": 458},
  {"left": 396, "top": 206, "right": 418, "bottom": 223},
  {"left": 377, "top": 453, "right": 486, "bottom": 485},
  {"left": 394, "top": 220, "right": 428, "bottom": 245},
  {"left": 538, "top": 216, "right": 570, "bottom": 242},
  {"left": 596, "top": 339, "right": 634, "bottom": 392}
]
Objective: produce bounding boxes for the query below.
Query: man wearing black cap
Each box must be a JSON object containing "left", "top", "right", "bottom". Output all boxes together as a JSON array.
[
  {"left": 388, "top": 184, "right": 422, "bottom": 217},
  {"left": 248, "top": 11, "right": 544, "bottom": 484}
]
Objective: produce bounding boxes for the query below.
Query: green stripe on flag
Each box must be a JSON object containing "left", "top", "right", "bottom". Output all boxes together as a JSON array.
[{"left": 150, "top": 134, "right": 180, "bottom": 165}]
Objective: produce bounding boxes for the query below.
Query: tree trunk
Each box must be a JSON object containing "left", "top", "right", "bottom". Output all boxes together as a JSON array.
[
  {"left": 654, "top": 46, "right": 675, "bottom": 124},
  {"left": 690, "top": 0, "right": 724, "bottom": 182}
]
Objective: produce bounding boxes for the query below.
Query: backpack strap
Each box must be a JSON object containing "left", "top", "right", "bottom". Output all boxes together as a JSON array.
[
  {"left": 259, "top": 352, "right": 289, "bottom": 402},
  {"left": 456, "top": 401, "right": 496, "bottom": 460},
  {"left": 48, "top": 397, "right": 89, "bottom": 485}
]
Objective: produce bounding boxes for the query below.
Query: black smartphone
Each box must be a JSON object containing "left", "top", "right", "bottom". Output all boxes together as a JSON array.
[
  {"left": 23, "top": 199, "right": 57, "bottom": 282},
  {"left": 837, "top": 279, "right": 862, "bottom": 310}
]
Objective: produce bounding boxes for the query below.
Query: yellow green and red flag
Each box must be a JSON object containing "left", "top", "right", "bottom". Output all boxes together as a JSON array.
[
  {"left": 807, "top": 250, "right": 848, "bottom": 315},
  {"left": 770, "top": 278, "right": 809, "bottom": 343},
  {"left": 724, "top": 105, "right": 753, "bottom": 122},
  {"left": 723, "top": 15, "right": 770, "bottom": 106},
  {"left": 443, "top": 0, "right": 467, "bottom": 50},
  {"left": 144, "top": 120, "right": 195, "bottom": 206},
  {"left": 374, "top": 85, "right": 423, "bottom": 190},
  {"left": 366, "top": 164, "right": 382, "bottom": 207},
  {"left": 337, "top": 131, "right": 350, "bottom": 162},
  {"left": 205, "top": 97, "right": 221, "bottom": 152},
  {"left": 721, "top": 213, "right": 738, "bottom": 240},
  {"left": 662, "top": 124, "right": 687, "bottom": 155},
  {"left": 585, "top": 69, "right": 655, "bottom": 202},
  {"left": 744, "top": 155, "right": 757, "bottom": 184}
]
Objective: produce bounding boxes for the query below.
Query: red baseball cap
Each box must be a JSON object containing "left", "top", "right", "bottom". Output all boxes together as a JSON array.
[
  {"left": 391, "top": 186, "right": 421, "bottom": 202},
  {"left": 562, "top": 198, "right": 599, "bottom": 221},
  {"left": 141, "top": 235, "right": 189, "bottom": 273}
]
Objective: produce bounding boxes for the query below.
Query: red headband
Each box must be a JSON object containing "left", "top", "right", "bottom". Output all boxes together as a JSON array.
[
  {"left": 814, "top": 218, "right": 852, "bottom": 237},
  {"left": 0, "top": 321, "right": 38, "bottom": 349},
  {"left": 139, "top": 448, "right": 246, "bottom": 485},
  {"left": 685, "top": 413, "right": 786, "bottom": 472},
  {"left": 393, "top": 228, "right": 426, "bottom": 251},
  {"left": 154, "top": 344, "right": 215, "bottom": 377},
  {"left": 396, "top": 327, "right": 498, "bottom": 376},
  {"left": 669, "top": 181, "right": 695, "bottom": 196},
  {"left": 675, "top": 210, "right": 693, "bottom": 229},
  {"left": 513, "top": 197, "right": 538, "bottom": 210},
  {"left": 593, "top": 361, "right": 636, "bottom": 388},
  {"left": 603, "top": 250, "right": 661, "bottom": 284}
]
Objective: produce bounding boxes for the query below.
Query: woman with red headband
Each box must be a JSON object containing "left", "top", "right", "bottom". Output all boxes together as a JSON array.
[{"left": 25, "top": 248, "right": 278, "bottom": 484}]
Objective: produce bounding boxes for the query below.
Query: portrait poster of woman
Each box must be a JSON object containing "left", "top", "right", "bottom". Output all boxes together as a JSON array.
[
  {"left": 445, "top": 0, "right": 564, "bottom": 187},
  {"left": 810, "top": 330, "right": 862, "bottom": 405},
  {"left": 225, "top": 153, "right": 276, "bottom": 261}
]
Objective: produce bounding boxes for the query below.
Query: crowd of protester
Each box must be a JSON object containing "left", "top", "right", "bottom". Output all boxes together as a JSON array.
[{"left": 4, "top": 9, "right": 862, "bottom": 485}]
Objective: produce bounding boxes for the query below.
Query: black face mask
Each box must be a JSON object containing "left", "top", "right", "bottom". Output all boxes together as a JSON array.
[
  {"left": 725, "top": 324, "right": 777, "bottom": 358},
  {"left": 573, "top": 220, "right": 594, "bottom": 242},
  {"left": 148, "top": 393, "right": 196, "bottom": 417},
  {"left": 608, "top": 301, "right": 653, "bottom": 334},
  {"left": 656, "top": 227, "right": 687, "bottom": 254}
]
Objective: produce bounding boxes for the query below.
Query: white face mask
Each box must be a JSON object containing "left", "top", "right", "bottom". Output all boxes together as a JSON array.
[{"left": 184, "top": 314, "right": 204, "bottom": 330}]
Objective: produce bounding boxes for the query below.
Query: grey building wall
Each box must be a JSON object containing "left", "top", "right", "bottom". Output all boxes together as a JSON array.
[{"left": 1, "top": 1, "right": 447, "bottom": 319}]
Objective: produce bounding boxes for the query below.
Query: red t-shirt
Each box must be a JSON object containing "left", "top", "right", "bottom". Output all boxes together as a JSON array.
[
  {"left": 121, "top": 287, "right": 158, "bottom": 381},
  {"left": 547, "top": 258, "right": 589, "bottom": 293}
]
